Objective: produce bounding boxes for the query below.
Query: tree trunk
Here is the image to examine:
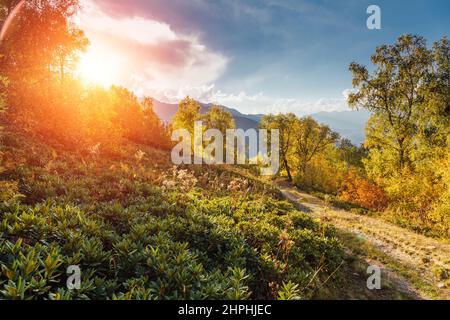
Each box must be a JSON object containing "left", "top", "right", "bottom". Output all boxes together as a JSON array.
[
  {"left": 397, "top": 138, "right": 406, "bottom": 170},
  {"left": 284, "top": 157, "right": 293, "bottom": 181}
]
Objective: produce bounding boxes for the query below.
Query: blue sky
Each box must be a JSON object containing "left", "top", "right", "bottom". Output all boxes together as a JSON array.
[{"left": 79, "top": 0, "right": 450, "bottom": 115}]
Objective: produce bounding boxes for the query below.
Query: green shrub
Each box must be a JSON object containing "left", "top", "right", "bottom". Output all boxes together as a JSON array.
[{"left": 0, "top": 136, "right": 344, "bottom": 300}]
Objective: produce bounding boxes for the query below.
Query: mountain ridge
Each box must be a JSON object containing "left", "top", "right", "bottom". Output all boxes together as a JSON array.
[{"left": 151, "top": 99, "right": 368, "bottom": 145}]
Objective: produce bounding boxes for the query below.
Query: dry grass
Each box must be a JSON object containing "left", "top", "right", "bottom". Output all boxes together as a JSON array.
[{"left": 277, "top": 180, "right": 450, "bottom": 300}]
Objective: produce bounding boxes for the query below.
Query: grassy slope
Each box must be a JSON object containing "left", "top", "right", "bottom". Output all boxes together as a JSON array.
[
  {"left": 0, "top": 133, "right": 345, "bottom": 300},
  {"left": 278, "top": 181, "right": 450, "bottom": 300}
]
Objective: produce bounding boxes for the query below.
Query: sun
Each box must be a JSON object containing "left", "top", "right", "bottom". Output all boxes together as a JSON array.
[{"left": 76, "top": 45, "right": 121, "bottom": 87}]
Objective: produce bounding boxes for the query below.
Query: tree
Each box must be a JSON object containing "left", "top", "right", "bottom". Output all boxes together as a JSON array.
[
  {"left": 349, "top": 34, "right": 450, "bottom": 236},
  {"left": 337, "top": 138, "right": 367, "bottom": 169},
  {"left": 260, "top": 113, "right": 297, "bottom": 181},
  {"left": 0, "top": 0, "right": 89, "bottom": 137},
  {"left": 202, "top": 105, "right": 235, "bottom": 134},
  {"left": 0, "top": 0, "right": 172, "bottom": 151},
  {"left": 172, "top": 97, "right": 202, "bottom": 135},
  {"left": 111, "top": 86, "right": 147, "bottom": 143},
  {"left": 199, "top": 105, "right": 235, "bottom": 163},
  {"left": 293, "top": 117, "right": 339, "bottom": 177},
  {"left": 78, "top": 85, "right": 119, "bottom": 144},
  {"left": 142, "top": 97, "right": 171, "bottom": 149},
  {"left": 0, "top": 75, "right": 6, "bottom": 130},
  {"left": 348, "top": 34, "right": 432, "bottom": 173},
  {"left": 54, "top": 26, "right": 89, "bottom": 83},
  {"left": 428, "top": 37, "right": 450, "bottom": 122},
  {"left": 419, "top": 37, "right": 450, "bottom": 150},
  {"left": 0, "top": 0, "right": 88, "bottom": 83}
]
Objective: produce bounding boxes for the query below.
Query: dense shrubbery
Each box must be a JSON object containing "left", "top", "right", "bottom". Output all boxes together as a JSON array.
[
  {"left": 0, "top": 134, "right": 344, "bottom": 300},
  {"left": 338, "top": 170, "right": 388, "bottom": 212},
  {"left": 293, "top": 152, "right": 349, "bottom": 195},
  {"left": 382, "top": 162, "right": 449, "bottom": 237}
]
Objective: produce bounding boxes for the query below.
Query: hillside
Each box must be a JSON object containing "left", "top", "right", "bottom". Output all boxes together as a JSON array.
[
  {"left": 0, "top": 131, "right": 346, "bottom": 300},
  {"left": 1, "top": 0, "right": 447, "bottom": 304}
]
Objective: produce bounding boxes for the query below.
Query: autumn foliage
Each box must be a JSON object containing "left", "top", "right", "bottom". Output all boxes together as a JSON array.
[
  {"left": 0, "top": 1, "right": 171, "bottom": 151},
  {"left": 338, "top": 170, "right": 388, "bottom": 211}
]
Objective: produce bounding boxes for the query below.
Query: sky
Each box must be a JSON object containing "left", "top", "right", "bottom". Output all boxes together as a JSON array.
[{"left": 76, "top": 0, "right": 450, "bottom": 116}]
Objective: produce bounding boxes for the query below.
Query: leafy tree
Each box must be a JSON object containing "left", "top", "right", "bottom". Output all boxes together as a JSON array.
[
  {"left": 419, "top": 37, "right": 450, "bottom": 150},
  {"left": 77, "top": 85, "right": 120, "bottom": 145},
  {"left": 0, "top": 75, "right": 5, "bottom": 112},
  {"left": 202, "top": 105, "right": 235, "bottom": 159},
  {"left": 337, "top": 138, "right": 367, "bottom": 169},
  {"left": 202, "top": 105, "right": 235, "bottom": 134},
  {"left": 108, "top": 87, "right": 167, "bottom": 148},
  {"left": 0, "top": 75, "right": 6, "bottom": 137},
  {"left": 349, "top": 34, "right": 449, "bottom": 236},
  {"left": 0, "top": 0, "right": 88, "bottom": 141},
  {"left": 0, "top": 0, "right": 171, "bottom": 151},
  {"left": 142, "top": 97, "right": 171, "bottom": 149},
  {"left": 54, "top": 26, "right": 89, "bottom": 83},
  {"left": 1, "top": 0, "right": 88, "bottom": 82},
  {"left": 172, "top": 97, "right": 202, "bottom": 135},
  {"left": 349, "top": 34, "right": 432, "bottom": 174},
  {"left": 293, "top": 117, "right": 339, "bottom": 177}
]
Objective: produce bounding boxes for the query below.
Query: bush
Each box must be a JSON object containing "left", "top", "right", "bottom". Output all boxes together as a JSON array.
[
  {"left": 383, "top": 158, "right": 449, "bottom": 237},
  {"left": 0, "top": 181, "right": 22, "bottom": 203},
  {"left": 338, "top": 170, "right": 388, "bottom": 211}
]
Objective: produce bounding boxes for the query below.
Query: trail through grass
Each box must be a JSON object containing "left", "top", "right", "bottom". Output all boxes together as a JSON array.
[{"left": 277, "top": 180, "right": 450, "bottom": 300}]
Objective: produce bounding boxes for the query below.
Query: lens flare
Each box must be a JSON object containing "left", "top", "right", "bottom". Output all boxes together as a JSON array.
[{"left": 0, "top": 0, "right": 25, "bottom": 42}]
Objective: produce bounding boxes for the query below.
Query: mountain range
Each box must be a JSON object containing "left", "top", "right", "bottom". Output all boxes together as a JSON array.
[{"left": 152, "top": 99, "right": 369, "bottom": 145}]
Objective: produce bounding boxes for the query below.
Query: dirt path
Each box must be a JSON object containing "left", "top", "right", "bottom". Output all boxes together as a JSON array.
[{"left": 277, "top": 181, "right": 450, "bottom": 300}]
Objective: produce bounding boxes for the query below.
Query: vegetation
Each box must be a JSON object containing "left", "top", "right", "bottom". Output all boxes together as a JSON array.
[
  {"left": 260, "top": 114, "right": 365, "bottom": 194},
  {"left": 0, "top": 0, "right": 344, "bottom": 300},
  {"left": 338, "top": 170, "right": 388, "bottom": 212},
  {"left": 0, "top": 0, "right": 170, "bottom": 150},
  {"left": 262, "top": 35, "right": 449, "bottom": 239},
  {"left": 349, "top": 35, "right": 449, "bottom": 237},
  {"left": 0, "top": 134, "right": 344, "bottom": 299},
  {"left": 0, "top": 0, "right": 447, "bottom": 301},
  {"left": 173, "top": 98, "right": 236, "bottom": 141}
]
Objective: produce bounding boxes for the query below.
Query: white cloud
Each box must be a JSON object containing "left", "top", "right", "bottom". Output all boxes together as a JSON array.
[
  {"left": 77, "top": 2, "right": 177, "bottom": 45},
  {"left": 76, "top": 0, "right": 228, "bottom": 95},
  {"left": 152, "top": 85, "right": 352, "bottom": 116},
  {"left": 75, "top": 1, "right": 351, "bottom": 116}
]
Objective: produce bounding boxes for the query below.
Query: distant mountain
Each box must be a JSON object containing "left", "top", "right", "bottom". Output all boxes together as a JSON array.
[
  {"left": 151, "top": 100, "right": 180, "bottom": 123},
  {"left": 151, "top": 99, "right": 369, "bottom": 145},
  {"left": 310, "top": 110, "right": 370, "bottom": 146},
  {"left": 152, "top": 99, "right": 262, "bottom": 132}
]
